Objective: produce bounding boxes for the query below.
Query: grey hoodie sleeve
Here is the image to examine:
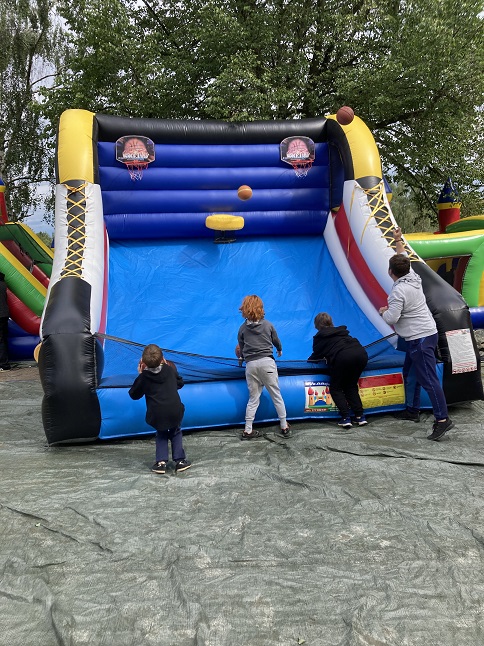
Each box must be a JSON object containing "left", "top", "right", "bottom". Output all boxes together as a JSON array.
[
  {"left": 237, "top": 324, "right": 245, "bottom": 358},
  {"left": 270, "top": 324, "right": 282, "bottom": 352},
  {"left": 382, "top": 286, "right": 405, "bottom": 326}
]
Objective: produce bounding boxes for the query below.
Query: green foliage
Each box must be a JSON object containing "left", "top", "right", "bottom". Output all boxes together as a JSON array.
[
  {"left": 0, "top": 0, "right": 64, "bottom": 221},
  {"left": 36, "top": 230, "right": 53, "bottom": 246},
  {"left": 387, "top": 181, "right": 434, "bottom": 233},
  {"left": 35, "top": 0, "right": 484, "bottom": 221}
]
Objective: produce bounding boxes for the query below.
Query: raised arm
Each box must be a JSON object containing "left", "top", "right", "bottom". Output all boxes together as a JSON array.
[{"left": 393, "top": 226, "right": 405, "bottom": 253}]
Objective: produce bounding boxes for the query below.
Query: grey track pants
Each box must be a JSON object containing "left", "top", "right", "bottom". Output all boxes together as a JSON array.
[{"left": 244, "top": 357, "right": 287, "bottom": 432}]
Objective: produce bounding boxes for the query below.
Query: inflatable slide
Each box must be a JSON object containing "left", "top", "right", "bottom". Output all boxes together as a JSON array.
[
  {"left": 0, "top": 222, "right": 53, "bottom": 359},
  {"left": 38, "top": 109, "right": 483, "bottom": 444},
  {"left": 405, "top": 217, "right": 484, "bottom": 328}
]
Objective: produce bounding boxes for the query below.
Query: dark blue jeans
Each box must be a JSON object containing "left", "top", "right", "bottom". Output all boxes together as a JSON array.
[
  {"left": 403, "top": 333, "right": 448, "bottom": 420},
  {"left": 155, "top": 427, "right": 186, "bottom": 462}
]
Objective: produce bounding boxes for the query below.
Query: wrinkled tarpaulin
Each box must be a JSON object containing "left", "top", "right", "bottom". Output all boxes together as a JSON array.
[{"left": 1, "top": 370, "right": 484, "bottom": 645}]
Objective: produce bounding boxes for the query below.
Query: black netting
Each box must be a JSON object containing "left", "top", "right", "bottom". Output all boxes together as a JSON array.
[{"left": 96, "top": 332, "right": 400, "bottom": 388}]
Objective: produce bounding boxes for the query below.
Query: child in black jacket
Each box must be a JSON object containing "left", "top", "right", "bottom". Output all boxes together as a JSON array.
[
  {"left": 129, "top": 344, "right": 191, "bottom": 474},
  {"left": 308, "top": 312, "right": 368, "bottom": 429}
]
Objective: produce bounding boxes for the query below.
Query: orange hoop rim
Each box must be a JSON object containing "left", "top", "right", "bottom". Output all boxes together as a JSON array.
[
  {"left": 124, "top": 159, "right": 150, "bottom": 169},
  {"left": 289, "top": 158, "right": 313, "bottom": 177},
  {"left": 289, "top": 158, "right": 313, "bottom": 167},
  {"left": 123, "top": 159, "right": 150, "bottom": 181}
]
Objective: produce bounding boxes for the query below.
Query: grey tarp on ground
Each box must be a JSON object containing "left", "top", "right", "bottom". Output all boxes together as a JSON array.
[{"left": 1, "top": 367, "right": 484, "bottom": 646}]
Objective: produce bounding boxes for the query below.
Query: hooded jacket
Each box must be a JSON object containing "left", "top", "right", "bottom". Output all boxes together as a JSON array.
[
  {"left": 382, "top": 269, "right": 437, "bottom": 341},
  {"left": 129, "top": 362, "right": 185, "bottom": 431},
  {"left": 237, "top": 318, "right": 282, "bottom": 363},
  {"left": 308, "top": 326, "right": 365, "bottom": 365}
]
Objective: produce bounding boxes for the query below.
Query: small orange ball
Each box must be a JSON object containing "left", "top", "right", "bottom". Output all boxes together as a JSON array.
[{"left": 237, "top": 185, "right": 253, "bottom": 200}]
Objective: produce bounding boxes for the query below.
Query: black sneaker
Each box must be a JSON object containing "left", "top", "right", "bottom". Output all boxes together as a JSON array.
[
  {"left": 151, "top": 461, "right": 167, "bottom": 474},
  {"left": 175, "top": 459, "right": 192, "bottom": 472},
  {"left": 394, "top": 409, "right": 420, "bottom": 422},
  {"left": 241, "top": 429, "right": 263, "bottom": 440},
  {"left": 337, "top": 417, "right": 352, "bottom": 429},
  {"left": 0, "top": 364, "right": 11, "bottom": 371},
  {"left": 427, "top": 418, "right": 454, "bottom": 441},
  {"left": 279, "top": 423, "right": 291, "bottom": 437}
]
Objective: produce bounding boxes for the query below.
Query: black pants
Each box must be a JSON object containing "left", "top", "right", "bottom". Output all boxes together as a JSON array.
[
  {"left": 330, "top": 347, "right": 368, "bottom": 418},
  {"left": 0, "top": 317, "right": 9, "bottom": 368}
]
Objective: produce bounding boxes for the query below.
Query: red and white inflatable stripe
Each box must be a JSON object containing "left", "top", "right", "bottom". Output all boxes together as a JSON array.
[
  {"left": 341, "top": 180, "right": 396, "bottom": 293},
  {"left": 325, "top": 178, "right": 404, "bottom": 345},
  {"left": 324, "top": 211, "right": 396, "bottom": 343}
]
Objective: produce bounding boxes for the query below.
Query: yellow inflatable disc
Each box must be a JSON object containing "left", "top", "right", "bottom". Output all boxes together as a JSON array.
[{"left": 205, "top": 214, "right": 245, "bottom": 231}]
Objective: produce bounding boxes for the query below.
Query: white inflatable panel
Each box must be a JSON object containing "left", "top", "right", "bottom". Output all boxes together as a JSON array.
[{"left": 41, "top": 182, "right": 106, "bottom": 335}]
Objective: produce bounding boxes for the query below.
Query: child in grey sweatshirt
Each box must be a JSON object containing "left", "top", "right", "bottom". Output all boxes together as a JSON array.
[{"left": 237, "top": 295, "right": 290, "bottom": 439}]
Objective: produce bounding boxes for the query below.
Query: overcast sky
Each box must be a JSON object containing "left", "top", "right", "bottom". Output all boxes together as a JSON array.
[{"left": 24, "top": 209, "right": 53, "bottom": 235}]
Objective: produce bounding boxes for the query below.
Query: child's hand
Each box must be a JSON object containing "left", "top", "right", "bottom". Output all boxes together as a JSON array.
[
  {"left": 277, "top": 350, "right": 282, "bottom": 357},
  {"left": 393, "top": 226, "right": 402, "bottom": 240}
]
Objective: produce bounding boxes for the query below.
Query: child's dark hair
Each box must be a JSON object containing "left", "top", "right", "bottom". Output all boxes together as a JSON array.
[
  {"left": 142, "top": 344, "right": 163, "bottom": 368},
  {"left": 314, "top": 312, "right": 333, "bottom": 330},
  {"left": 389, "top": 254, "right": 410, "bottom": 278}
]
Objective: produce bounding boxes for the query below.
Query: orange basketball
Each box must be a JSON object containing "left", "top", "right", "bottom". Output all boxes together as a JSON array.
[
  {"left": 237, "top": 185, "right": 253, "bottom": 201},
  {"left": 336, "top": 106, "right": 355, "bottom": 125}
]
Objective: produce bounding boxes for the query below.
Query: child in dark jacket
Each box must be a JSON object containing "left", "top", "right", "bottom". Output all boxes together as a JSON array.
[
  {"left": 308, "top": 312, "right": 368, "bottom": 429},
  {"left": 129, "top": 344, "right": 191, "bottom": 474}
]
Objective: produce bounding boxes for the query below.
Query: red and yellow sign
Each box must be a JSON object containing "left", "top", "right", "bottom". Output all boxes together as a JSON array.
[{"left": 358, "top": 373, "right": 405, "bottom": 408}]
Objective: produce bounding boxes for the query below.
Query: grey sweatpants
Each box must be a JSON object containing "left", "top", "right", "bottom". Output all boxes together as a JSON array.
[{"left": 244, "top": 357, "right": 287, "bottom": 432}]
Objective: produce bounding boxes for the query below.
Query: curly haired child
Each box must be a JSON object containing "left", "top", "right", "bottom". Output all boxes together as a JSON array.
[{"left": 237, "top": 295, "right": 290, "bottom": 439}]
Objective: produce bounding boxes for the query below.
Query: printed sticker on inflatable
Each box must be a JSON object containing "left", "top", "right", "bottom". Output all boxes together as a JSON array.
[
  {"left": 446, "top": 328, "right": 477, "bottom": 373},
  {"left": 304, "top": 381, "right": 337, "bottom": 412},
  {"left": 358, "top": 373, "right": 405, "bottom": 408}
]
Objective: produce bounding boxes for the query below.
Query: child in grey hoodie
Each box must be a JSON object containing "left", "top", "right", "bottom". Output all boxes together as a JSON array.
[
  {"left": 379, "top": 228, "right": 453, "bottom": 441},
  {"left": 237, "top": 295, "right": 290, "bottom": 439}
]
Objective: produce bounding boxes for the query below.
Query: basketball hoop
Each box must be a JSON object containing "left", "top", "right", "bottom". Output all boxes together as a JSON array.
[
  {"left": 116, "top": 135, "right": 155, "bottom": 181},
  {"left": 288, "top": 158, "right": 314, "bottom": 178},
  {"left": 280, "top": 136, "right": 316, "bottom": 179},
  {"left": 124, "top": 159, "right": 149, "bottom": 181}
]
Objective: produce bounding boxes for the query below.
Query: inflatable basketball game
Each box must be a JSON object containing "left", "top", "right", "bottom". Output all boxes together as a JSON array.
[{"left": 38, "top": 109, "right": 483, "bottom": 444}]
